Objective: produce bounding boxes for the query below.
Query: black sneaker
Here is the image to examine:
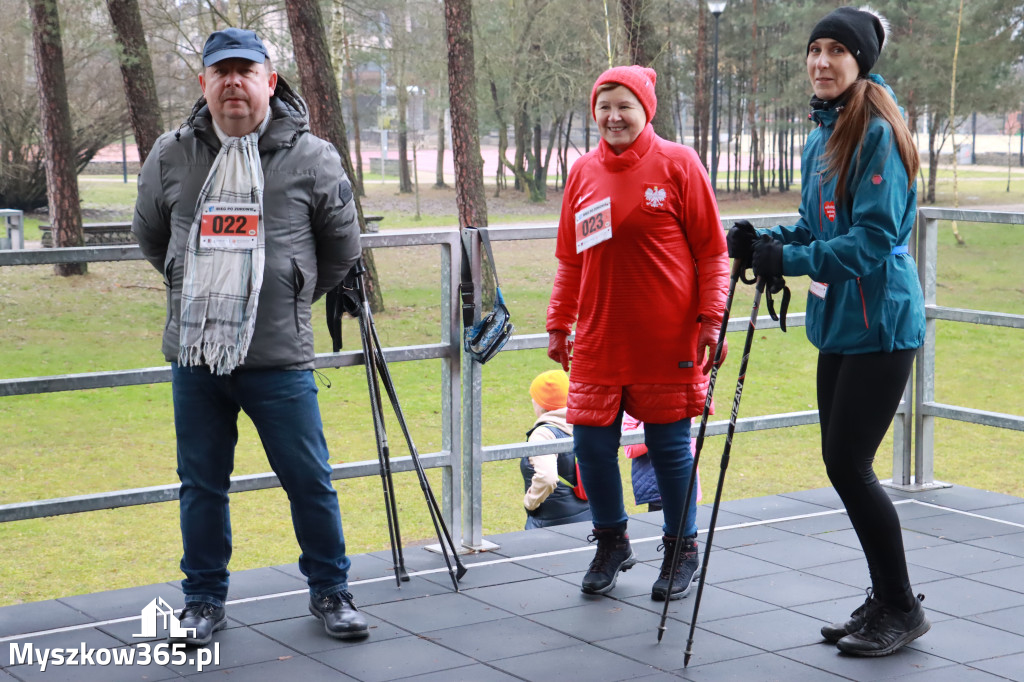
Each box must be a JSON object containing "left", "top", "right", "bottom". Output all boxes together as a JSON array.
[
  {"left": 836, "top": 594, "right": 930, "bottom": 657},
  {"left": 651, "top": 534, "right": 699, "bottom": 601},
  {"left": 821, "top": 588, "right": 881, "bottom": 643},
  {"left": 581, "top": 526, "right": 636, "bottom": 595},
  {"left": 309, "top": 591, "right": 369, "bottom": 640},
  {"left": 169, "top": 602, "right": 226, "bottom": 647}
]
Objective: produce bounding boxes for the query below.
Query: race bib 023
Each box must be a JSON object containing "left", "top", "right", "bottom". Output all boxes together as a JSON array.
[
  {"left": 199, "top": 202, "right": 260, "bottom": 249},
  {"left": 574, "top": 197, "right": 612, "bottom": 253}
]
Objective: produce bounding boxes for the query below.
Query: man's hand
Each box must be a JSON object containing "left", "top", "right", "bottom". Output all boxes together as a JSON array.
[
  {"left": 697, "top": 319, "right": 728, "bottom": 375},
  {"left": 547, "top": 330, "right": 573, "bottom": 372}
]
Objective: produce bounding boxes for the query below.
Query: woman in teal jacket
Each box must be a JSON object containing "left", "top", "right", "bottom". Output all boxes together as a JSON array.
[{"left": 729, "top": 7, "right": 927, "bottom": 657}]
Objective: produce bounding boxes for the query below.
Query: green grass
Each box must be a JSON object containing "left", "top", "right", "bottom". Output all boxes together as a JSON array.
[{"left": 0, "top": 175, "right": 1021, "bottom": 607}]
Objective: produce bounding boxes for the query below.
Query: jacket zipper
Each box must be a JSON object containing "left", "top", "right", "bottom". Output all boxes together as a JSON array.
[
  {"left": 818, "top": 173, "right": 825, "bottom": 232},
  {"left": 856, "top": 278, "right": 869, "bottom": 329},
  {"left": 291, "top": 258, "right": 304, "bottom": 334}
]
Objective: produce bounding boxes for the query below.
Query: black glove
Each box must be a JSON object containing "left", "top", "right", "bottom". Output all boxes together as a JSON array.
[
  {"left": 751, "top": 234, "right": 784, "bottom": 280},
  {"left": 726, "top": 220, "right": 758, "bottom": 264}
]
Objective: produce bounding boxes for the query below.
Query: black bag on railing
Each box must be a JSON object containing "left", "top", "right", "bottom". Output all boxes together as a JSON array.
[{"left": 460, "top": 227, "right": 514, "bottom": 364}]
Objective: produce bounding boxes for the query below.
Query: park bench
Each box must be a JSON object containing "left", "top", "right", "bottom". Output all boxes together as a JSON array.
[
  {"left": 40, "top": 222, "right": 134, "bottom": 247},
  {"left": 40, "top": 216, "right": 384, "bottom": 247}
]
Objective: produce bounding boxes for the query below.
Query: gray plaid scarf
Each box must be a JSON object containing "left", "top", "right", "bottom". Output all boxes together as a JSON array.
[{"left": 178, "top": 112, "right": 269, "bottom": 375}]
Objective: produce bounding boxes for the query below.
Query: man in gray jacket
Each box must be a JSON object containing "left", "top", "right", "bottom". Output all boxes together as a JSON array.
[{"left": 132, "top": 27, "right": 366, "bottom": 646}]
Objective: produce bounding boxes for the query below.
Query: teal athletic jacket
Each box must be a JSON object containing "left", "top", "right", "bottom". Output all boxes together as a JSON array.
[{"left": 762, "top": 74, "right": 925, "bottom": 355}]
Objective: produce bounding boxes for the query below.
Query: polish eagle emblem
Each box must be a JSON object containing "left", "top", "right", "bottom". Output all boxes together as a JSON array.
[{"left": 644, "top": 185, "right": 667, "bottom": 208}]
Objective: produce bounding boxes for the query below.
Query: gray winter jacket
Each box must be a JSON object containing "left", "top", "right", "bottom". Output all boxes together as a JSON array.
[{"left": 132, "top": 78, "right": 361, "bottom": 370}]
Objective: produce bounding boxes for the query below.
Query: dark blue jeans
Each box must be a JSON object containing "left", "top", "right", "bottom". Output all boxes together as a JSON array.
[
  {"left": 574, "top": 411, "right": 698, "bottom": 537},
  {"left": 171, "top": 363, "right": 351, "bottom": 607}
]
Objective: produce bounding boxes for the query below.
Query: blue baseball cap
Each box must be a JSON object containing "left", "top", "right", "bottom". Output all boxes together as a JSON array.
[{"left": 202, "top": 27, "right": 268, "bottom": 67}]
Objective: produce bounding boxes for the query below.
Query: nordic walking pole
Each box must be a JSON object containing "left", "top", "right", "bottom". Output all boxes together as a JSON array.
[
  {"left": 657, "top": 257, "right": 751, "bottom": 642},
  {"left": 354, "top": 265, "right": 409, "bottom": 585},
  {"left": 364, "top": 303, "right": 468, "bottom": 590},
  {"left": 683, "top": 274, "right": 769, "bottom": 667}
]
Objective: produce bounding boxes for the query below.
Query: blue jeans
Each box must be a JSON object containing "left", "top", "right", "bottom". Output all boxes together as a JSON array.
[
  {"left": 171, "top": 363, "right": 350, "bottom": 606},
  {"left": 574, "top": 410, "right": 698, "bottom": 537}
]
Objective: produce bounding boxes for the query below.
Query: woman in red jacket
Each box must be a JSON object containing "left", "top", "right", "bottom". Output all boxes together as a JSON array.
[{"left": 546, "top": 65, "right": 729, "bottom": 600}]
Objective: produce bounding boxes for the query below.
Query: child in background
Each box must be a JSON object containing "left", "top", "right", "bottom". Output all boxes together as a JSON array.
[
  {"left": 521, "top": 370, "right": 590, "bottom": 529},
  {"left": 623, "top": 413, "right": 701, "bottom": 514}
]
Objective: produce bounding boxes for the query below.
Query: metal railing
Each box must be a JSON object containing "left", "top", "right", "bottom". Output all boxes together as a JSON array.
[
  {"left": 0, "top": 230, "right": 464, "bottom": 544},
  {"left": 2, "top": 208, "right": 1020, "bottom": 551},
  {"left": 908, "top": 208, "right": 1024, "bottom": 489}
]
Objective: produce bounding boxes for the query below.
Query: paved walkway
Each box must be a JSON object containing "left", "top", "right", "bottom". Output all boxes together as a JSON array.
[{"left": 3, "top": 485, "right": 1024, "bottom": 680}]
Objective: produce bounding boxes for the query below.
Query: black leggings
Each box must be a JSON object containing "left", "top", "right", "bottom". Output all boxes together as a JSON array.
[{"left": 817, "top": 349, "right": 917, "bottom": 609}]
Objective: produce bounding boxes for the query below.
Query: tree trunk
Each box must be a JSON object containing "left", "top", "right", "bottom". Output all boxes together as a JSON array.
[
  {"left": 619, "top": 0, "right": 675, "bottom": 141},
  {"left": 533, "top": 118, "right": 544, "bottom": 200},
  {"left": 29, "top": 0, "right": 85, "bottom": 276},
  {"left": 584, "top": 105, "right": 590, "bottom": 153},
  {"left": 747, "top": 0, "right": 760, "bottom": 198},
  {"left": 510, "top": 103, "right": 541, "bottom": 199},
  {"left": 334, "top": 6, "right": 364, "bottom": 196},
  {"left": 725, "top": 72, "right": 733, "bottom": 192},
  {"left": 559, "top": 110, "right": 573, "bottom": 191},
  {"left": 396, "top": 83, "right": 412, "bottom": 193},
  {"left": 694, "top": 3, "right": 708, "bottom": 165},
  {"left": 285, "top": 0, "right": 383, "bottom": 310},
  {"left": 105, "top": 0, "right": 162, "bottom": 164},
  {"left": 444, "top": 0, "right": 488, "bottom": 228},
  {"left": 487, "top": 78, "right": 508, "bottom": 197},
  {"left": 927, "top": 111, "right": 940, "bottom": 204},
  {"left": 434, "top": 110, "right": 448, "bottom": 188}
]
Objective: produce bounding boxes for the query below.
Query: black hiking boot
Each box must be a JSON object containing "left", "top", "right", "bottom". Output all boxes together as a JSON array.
[
  {"left": 821, "top": 588, "right": 881, "bottom": 643},
  {"left": 651, "top": 534, "right": 699, "bottom": 601},
  {"left": 581, "top": 526, "right": 636, "bottom": 595},
  {"left": 836, "top": 594, "right": 930, "bottom": 657}
]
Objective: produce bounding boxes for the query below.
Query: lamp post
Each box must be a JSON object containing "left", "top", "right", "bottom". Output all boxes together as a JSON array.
[{"left": 708, "top": 1, "right": 727, "bottom": 194}]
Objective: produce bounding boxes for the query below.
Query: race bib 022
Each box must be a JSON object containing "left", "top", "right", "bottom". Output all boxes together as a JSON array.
[{"left": 199, "top": 202, "right": 260, "bottom": 249}]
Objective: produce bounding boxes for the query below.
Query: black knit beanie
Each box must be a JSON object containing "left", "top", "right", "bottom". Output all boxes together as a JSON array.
[{"left": 807, "top": 6, "right": 887, "bottom": 76}]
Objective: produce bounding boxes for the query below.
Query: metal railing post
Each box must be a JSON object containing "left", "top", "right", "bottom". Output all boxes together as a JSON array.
[
  {"left": 440, "top": 236, "right": 462, "bottom": 542},
  {"left": 914, "top": 215, "right": 941, "bottom": 488},
  {"left": 459, "top": 227, "right": 496, "bottom": 551},
  {"left": 886, "top": 211, "right": 917, "bottom": 489},
  {"left": 0, "top": 209, "right": 24, "bottom": 250}
]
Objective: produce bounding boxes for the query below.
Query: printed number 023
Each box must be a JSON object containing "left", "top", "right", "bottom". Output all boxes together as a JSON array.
[{"left": 581, "top": 213, "right": 604, "bottom": 237}]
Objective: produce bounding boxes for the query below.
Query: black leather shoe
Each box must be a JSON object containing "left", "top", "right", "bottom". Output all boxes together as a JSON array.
[
  {"left": 169, "top": 603, "right": 227, "bottom": 646},
  {"left": 309, "top": 591, "right": 369, "bottom": 640},
  {"left": 837, "top": 594, "right": 930, "bottom": 657},
  {"left": 821, "top": 588, "right": 880, "bottom": 644}
]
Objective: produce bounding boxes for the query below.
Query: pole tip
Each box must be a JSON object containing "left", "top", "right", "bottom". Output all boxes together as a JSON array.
[{"left": 684, "top": 652, "right": 692, "bottom": 667}]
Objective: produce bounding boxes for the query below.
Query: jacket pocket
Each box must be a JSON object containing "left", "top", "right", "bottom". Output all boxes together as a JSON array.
[
  {"left": 291, "top": 257, "right": 305, "bottom": 334},
  {"left": 163, "top": 257, "right": 175, "bottom": 331}
]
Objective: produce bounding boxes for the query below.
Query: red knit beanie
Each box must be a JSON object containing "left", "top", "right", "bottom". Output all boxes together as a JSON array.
[{"left": 590, "top": 65, "right": 658, "bottom": 125}]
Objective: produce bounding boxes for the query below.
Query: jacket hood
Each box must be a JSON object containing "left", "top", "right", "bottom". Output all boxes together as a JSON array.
[
  {"left": 531, "top": 408, "right": 571, "bottom": 435},
  {"left": 178, "top": 74, "right": 310, "bottom": 150}
]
